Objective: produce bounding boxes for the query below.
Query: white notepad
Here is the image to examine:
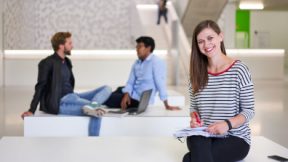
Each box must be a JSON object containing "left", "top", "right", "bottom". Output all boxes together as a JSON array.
[{"left": 173, "top": 127, "right": 227, "bottom": 138}]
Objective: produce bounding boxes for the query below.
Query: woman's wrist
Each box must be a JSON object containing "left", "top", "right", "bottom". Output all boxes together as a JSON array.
[{"left": 224, "top": 119, "right": 232, "bottom": 130}]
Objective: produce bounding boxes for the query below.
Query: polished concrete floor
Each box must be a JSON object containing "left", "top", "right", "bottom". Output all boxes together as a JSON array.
[{"left": 0, "top": 79, "right": 288, "bottom": 148}]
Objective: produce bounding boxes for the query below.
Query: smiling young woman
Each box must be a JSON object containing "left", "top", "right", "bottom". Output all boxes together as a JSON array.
[{"left": 184, "top": 20, "right": 255, "bottom": 162}]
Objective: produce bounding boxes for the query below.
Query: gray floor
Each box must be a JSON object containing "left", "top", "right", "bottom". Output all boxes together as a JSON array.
[{"left": 1, "top": 79, "right": 288, "bottom": 148}]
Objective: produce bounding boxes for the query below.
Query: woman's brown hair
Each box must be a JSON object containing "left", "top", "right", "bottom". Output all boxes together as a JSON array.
[{"left": 189, "top": 20, "right": 226, "bottom": 94}]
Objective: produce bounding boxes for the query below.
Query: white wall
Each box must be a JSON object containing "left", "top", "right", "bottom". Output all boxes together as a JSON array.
[
  {"left": 250, "top": 11, "right": 288, "bottom": 51},
  {"left": 3, "top": 0, "right": 172, "bottom": 50},
  {"left": 3, "top": 50, "right": 167, "bottom": 87},
  {"left": 250, "top": 11, "right": 288, "bottom": 73},
  {"left": 3, "top": 0, "right": 140, "bottom": 49},
  {"left": 4, "top": 58, "right": 133, "bottom": 87}
]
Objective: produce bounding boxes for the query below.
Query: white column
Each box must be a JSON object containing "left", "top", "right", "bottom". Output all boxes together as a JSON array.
[
  {"left": 0, "top": 0, "right": 3, "bottom": 51},
  {"left": 0, "top": 0, "right": 3, "bottom": 137},
  {"left": 171, "top": 0, "right": 189, "bottom": 19},
  {"left": 0, "top": 0, "right": 4, "bottom": 87},
  {"left": 218, "top": 2, "right": 236, "bottom": 49}
]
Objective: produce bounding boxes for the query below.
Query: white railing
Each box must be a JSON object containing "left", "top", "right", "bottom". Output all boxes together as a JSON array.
[
  {"left": 136, "top": 2, "right": 191, "bottom": 85},
  {"left": 166, "top": 2, "right": 191, "bottom": 85},
  {"left": 130, "top": 0, "right": 145, "bottom": 43},
  {"left": 0, "top": 50, "right": 3, "bottom": 87}
]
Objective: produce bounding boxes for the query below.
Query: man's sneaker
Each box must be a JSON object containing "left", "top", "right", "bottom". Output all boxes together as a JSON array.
[{"left": 82, "top": 102, "right": 106, "bottom": 117}]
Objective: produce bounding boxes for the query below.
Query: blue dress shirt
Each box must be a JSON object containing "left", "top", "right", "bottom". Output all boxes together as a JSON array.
[{"left": 122, "top": 54, "right": 168, "bottom": 104}]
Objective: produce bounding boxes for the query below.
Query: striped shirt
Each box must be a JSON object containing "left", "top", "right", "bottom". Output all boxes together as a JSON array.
[{"left": 189, "top": 60, "right": 255, "bottom": 145}]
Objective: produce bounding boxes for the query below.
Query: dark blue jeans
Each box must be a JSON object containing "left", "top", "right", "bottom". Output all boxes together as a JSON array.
[
  {"left": 157, "top": 9, "right": 168, "bottom": 24},
  {"left": 104, "top": 86, "right": 139, "bottom": 108}
]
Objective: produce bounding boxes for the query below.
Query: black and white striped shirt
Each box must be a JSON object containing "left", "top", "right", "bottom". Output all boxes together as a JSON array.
[{"left": 189, "top": 60, "right": 255, "bottom": 145}]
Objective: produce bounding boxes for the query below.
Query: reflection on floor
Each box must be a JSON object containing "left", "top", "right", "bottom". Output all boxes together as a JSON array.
[{"left": 1, "top": 79, "right": 288, "bottom": 148}]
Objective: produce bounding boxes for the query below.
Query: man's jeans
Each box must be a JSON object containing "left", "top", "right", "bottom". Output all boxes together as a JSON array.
[{"left": 59, "top": 85, "right": 112, "bottom": 136}]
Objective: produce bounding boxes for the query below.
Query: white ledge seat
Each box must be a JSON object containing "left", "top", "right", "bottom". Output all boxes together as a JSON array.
[
  {"left": 24, "top": 106, "right": 190, "bottom": 137},
  {"left": 0, "top": 136, "right": 287, "bottom": 162},
  {"left": 24, "top": 89, "right": 186, "bottom": 137},
  {"left": 153, "top": 89, "right": 185, "bottom": 106}
]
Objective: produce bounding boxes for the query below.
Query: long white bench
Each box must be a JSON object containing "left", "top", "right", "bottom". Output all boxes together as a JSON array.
[
  {"left": 75, "top": 89, "right": 186, "bottom": 107},
  {"left": 24, "top": 89, "right": 186, "bottom": 137},
  {"left": 0, "top": 136, "right": 287, "bottom": 162},
  {"left": 153, "top": 89, "right": 185, "bottom": 106},
  {"left": 24, "top": 106, "right": 190, "bottom": 137}
]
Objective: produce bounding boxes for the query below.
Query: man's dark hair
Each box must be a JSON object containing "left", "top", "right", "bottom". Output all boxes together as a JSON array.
[
  {"left": 51, "top": 32, "right": 72, "bottom": 51},
  {"left": 136, "top": 36, "right": 155, "bottom": 53}
]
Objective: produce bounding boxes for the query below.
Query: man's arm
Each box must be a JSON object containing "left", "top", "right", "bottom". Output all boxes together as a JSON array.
[
  {"left": 121, "top": 62, "right": 137, "bottom": 111},
  {"left": 120, "top": 93, "right": 131, "bottom": 111},
  {"left": 164, "top": 100, "right": 181, "bottom": 110},
  {"left": 122, "top": 62, "right": 136, "bottom": 96},
  {"left": 152, "top": 58, "right": 180, "bottom": 110},
  {"left": 21, "top": 59, "right": 51, "bottom": 119}
]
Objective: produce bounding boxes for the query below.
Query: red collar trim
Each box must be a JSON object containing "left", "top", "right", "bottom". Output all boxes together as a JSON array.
[{"left": 208, "top": 60, "right": 238, "bottom": 76}]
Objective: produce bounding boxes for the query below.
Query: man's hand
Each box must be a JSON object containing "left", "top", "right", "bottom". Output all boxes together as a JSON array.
[
  {"left": 165, "top": 105, "right": 181, "bottom": 111},
  {"left": 121, "top": 93, "right": 131, "bottom": 111},
  {"left": 21, "top": 111, "right": 33, "bottom": 120},
  {"left": 164, "top": 100, "right": 181, "bottom": 111},
  {"left": 94, "top": 108, "right": 106, "bottom": 117}
]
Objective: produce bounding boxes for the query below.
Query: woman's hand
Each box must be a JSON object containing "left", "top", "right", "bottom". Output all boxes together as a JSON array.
[
  {"left": 206, "top": 121, "right": 229, "bottom": 135},
  {"left": 190, "top": 112, "right": 203, "bottom": 128}
]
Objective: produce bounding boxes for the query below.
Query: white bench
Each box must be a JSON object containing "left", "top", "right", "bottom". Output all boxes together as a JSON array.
[
  {"left": 24, "top": 89, "right": 189, "bottom": 137},
  {"left": 76, "top": 89, "right": 186, "bottom": 107},
  {"left": 0, "top": 136, "right": 287, "bottom": 162},
  {"left": 24, "top": 106, "right": 190, "bottom": 137},
  {"left": 24, "top": 89, "right": 186, "bottom": 137},
  {"left": 153, "top": 89, "right": 185, "bottom": 107}
]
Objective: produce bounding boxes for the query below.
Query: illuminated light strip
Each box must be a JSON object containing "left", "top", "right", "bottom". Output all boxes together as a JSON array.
[
  {"left": 227, "top": 49, "right": 284, "bottom": 55},
  {"left": 4, "top": 50, "right": 168, "bottom": 59},
  {"left": 5, "top": 50, "right": 53, "bottom": 55},
  {"left": 136, "top": 1, "right": 172, "bottom": 10},
  {"left": 227, "top": 49, "right": 285, "bottom": 57},
  {"left": 239, "top": 1, "right": 264, "bottom": 10},
  {"left": 4, "top": 50, "right": 167, "bottom": 55}
]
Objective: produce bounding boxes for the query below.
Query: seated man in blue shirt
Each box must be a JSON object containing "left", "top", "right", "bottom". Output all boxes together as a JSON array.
[{"left": 104, "top": 36, "right": 180, "bottom": 111}]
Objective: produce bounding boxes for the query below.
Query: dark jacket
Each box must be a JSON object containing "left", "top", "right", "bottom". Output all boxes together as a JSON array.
[{"left": 28, "top": 53, "right": 75, "bottom": 114}]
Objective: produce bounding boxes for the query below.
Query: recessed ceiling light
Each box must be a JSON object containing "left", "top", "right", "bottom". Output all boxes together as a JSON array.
[{"left": 239, "top": 0, "right": 264, "bottom": 10}]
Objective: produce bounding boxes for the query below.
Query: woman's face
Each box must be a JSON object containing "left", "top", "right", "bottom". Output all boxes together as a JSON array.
[{"left": 196, "top": 27, "right": 223, "bottom": 58}]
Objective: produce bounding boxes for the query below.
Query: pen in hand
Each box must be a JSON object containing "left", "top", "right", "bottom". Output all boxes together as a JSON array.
[{"left": 190, "top": 111, "right": 202, "bottom": 127}]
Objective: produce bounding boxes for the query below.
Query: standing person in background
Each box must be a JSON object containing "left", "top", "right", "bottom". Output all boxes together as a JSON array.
[
  {"left": 183, "top": 20, "right": 255, "bottom": 162},
  {"left": 157, "top": 0, "right": 168, "bottom": 25},
  {"left": 21, "top": 32, "right": 112, "bottom": 136}
]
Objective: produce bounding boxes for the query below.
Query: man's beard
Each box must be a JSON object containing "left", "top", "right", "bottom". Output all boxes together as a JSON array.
[{"left": 64, "top": 49, "right": 71, "bottom": 55}]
